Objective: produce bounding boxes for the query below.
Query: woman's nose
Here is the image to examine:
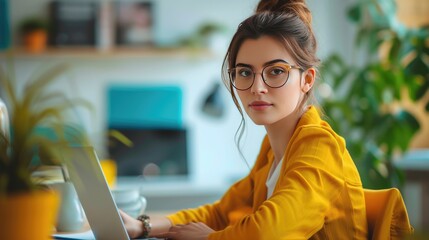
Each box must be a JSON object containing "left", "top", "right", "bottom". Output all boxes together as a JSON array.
[{"left": 251, "top": 73, "right": 268, "bottom": 94}]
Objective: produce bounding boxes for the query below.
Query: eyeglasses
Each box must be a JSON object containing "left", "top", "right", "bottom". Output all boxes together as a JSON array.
[{"left": 228, "top": 62, "right": 302, "bottom": 91}]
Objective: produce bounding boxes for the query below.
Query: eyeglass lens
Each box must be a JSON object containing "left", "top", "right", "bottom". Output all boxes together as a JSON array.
[{"left": 230, "top": 63, "right": 291, "bottom": 90}]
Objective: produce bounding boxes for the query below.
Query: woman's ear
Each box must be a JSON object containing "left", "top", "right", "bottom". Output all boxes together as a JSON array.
[{"left": 301, "top": 68, "right": 316, "bottom": 93}]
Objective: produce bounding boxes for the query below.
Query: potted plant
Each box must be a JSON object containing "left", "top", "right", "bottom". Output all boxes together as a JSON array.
[
  {"left": 19, "top": 17, "right": 49, "bottom": 53},
  {"left": 0, "top": 59, "right": 91, "bottom": 239},
  {"left": 179, "top": 22, "right": 227, "bottom": 52},
  {"left": 320, "top": 0, "right": 429, "bottom": 189}
]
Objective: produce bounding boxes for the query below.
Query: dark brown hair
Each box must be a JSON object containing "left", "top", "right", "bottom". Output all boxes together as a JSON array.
[{"left": 222, "top": 0, "right": 320, "bottom": 155}]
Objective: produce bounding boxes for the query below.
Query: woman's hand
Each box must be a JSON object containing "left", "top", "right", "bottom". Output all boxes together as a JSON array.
[
  {"left": 157, "top": 222, "right": 214, "bottom": 240},
  {"left": 119, "top": 209, "right": 143, "bottom": 238}
]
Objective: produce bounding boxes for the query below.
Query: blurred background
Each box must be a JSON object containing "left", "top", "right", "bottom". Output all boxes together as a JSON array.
[{"left": 1, "top": 0, "right": 428, "bottom": 234}]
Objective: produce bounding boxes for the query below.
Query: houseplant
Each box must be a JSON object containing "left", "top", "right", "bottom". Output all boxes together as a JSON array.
[
  {"left": 19, "top": 17, "right": 49, "bottom": 53},
  {"left": 0, "top": 58, "right": 91, "bottom": 239},
  {"left": 319, "top": 0, "right": 429, "bottom": 189},
  {"left": 179, "top": 22, "right": 227, "bottom": 51}
]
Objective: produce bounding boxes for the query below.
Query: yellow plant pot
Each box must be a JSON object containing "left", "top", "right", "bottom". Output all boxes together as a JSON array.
[{"left": 0, "top": 190, "right": 60, "bottom": 240}]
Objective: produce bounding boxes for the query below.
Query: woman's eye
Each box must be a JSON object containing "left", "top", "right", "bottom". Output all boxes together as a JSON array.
[
  {"left": 269, "top": 68, "right": 285, "bottom": 75},
  {"left": 238, "top": 69, "right": 252, "bottom": 77}
]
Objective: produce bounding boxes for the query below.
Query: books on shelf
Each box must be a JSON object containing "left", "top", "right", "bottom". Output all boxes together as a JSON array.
[
  {"left": 48, "top": 0, "right": 154, "bottom": 49},
  {"left": 49, "top": 0, "right": 98, "bottom": 46}
]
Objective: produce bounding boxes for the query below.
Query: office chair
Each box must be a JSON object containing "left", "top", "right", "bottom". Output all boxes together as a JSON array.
[
  {"left": 228, "top": 188, "right": 414, "bottom": 239},
  {"left": 364, "top": 188, "right": 414, "bottom": 240}
]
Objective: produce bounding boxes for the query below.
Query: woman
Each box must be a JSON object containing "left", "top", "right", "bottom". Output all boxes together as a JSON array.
[{"left": 121, "top": 0, "right": 368, "bottom": 239}]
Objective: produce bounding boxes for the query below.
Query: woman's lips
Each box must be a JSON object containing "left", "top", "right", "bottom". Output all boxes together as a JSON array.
[{"left": 249, "top": 101, "right": 273, "bottom": 110}]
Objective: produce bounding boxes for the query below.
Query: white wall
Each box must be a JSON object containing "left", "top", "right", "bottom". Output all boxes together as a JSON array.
[{"left": 2, "top": 0, "right": 356, "bottom": 189}]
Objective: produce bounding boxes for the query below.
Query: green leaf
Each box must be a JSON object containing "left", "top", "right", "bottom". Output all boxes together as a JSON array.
[
  {"left": 347, "top": 4, "right": 361, "bottom": 23},
  {"left": 405, "top": 54, "right": 429, "bottom": 76},
  {"left": 388, "top": 36, "right": 401, "bottom": 64},
  {"left": 368, "top": 27, "right": 384, "bottom": 52},
  {"left": 423, "top": 38, "right": 429, "bottom": 55},
  {"left": 392, "top": 167, "right": 405, "bottom": 188},
  {"left": 414, "top": 76, "right": 429, "bottom": 101},
  {"left": 358, "top": 148, "right": 391, "bottom": 189},
  {"left": 0, "top": 134, "right": 8, "bottom": 166},
  {"left": 397, "top": 110, "right": 420, "bottom": 131},
  {"left": 405, "top": 75, "right": 424, "bottom": 101},
  {"left": 0, "top": 66, "right": 18, "bottom": 106},
  {"left": 399, "top": 39, "right": 416, "bottom": 60},
  {"left": 367, "top": 1, "right": 390, "bottom": 27},
  {"left": 355, "top": 27, "right": 371, "bottom": 49}
]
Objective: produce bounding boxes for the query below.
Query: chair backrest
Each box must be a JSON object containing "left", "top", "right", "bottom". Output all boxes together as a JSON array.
[{"left": 364, "top": 188, "right": 413, "bottom": 240}]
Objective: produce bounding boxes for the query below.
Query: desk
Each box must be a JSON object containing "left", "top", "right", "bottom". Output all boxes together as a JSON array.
[{"left": 54, "top": 211, "right": 169, "bottom": 239}]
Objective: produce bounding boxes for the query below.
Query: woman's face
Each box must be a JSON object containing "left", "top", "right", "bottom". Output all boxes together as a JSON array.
[{"left": 234, "top": 35, "right": 312, "bottom": 126}]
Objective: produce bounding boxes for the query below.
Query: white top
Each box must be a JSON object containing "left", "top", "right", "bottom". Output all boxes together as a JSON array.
[{"left": 266, "top": 158, "right": 284, "bottom": 199}]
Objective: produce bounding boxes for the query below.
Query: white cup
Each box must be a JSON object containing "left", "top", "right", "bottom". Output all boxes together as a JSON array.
[
  {"left": 119, "top": 196, "right": 147, "bottom": 218},
  {"left": 112, "top": 188, "right": 147, "bottom": 218},
  {"left": 51, "top": 182, "right": 85, "bottom": 232},
  {"left": 111, "top": 187, "right": 140, "bottom": 205}
]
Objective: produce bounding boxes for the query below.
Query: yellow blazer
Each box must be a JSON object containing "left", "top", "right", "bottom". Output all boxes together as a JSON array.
[{"left": 167, "top": 106, "right": 368, "bottom": 239}]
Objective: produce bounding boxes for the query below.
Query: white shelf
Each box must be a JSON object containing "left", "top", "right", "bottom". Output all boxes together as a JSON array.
[{"left": 0, "top": 46, "right": 217, "bottom": 60}]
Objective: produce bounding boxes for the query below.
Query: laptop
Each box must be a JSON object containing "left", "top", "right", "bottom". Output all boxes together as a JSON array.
[{"left": 54, "top": 146, "right": 159, "bottom": 240}]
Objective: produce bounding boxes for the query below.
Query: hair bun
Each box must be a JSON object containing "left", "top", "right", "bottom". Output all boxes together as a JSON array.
[{"left": 255, "top": 0, "right": 312, "bottom": 25}]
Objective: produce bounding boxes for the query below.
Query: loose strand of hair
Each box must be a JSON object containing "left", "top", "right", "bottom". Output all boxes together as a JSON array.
[
  {"left": 231, "top": 90, "right": 251, "bottom": 170},
  {"left": 235, "top": 114, "right": 251, "bottom": 170},
  {"left": 221, "top": 53, "right": 251, "bottom": 171}
]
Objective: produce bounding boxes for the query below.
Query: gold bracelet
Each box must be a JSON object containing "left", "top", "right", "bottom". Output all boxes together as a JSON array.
[{"left": 137, "top": 214, "right": 152, "bottom": 238}]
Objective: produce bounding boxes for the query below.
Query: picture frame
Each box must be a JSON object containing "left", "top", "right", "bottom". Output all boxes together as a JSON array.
[{"left": 115, "top": 1, "right": 153, "bottom": 46}]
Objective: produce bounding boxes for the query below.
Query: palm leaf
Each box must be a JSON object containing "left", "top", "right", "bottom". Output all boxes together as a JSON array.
[
  {"left": 0, "top": 59, "right": 92, "bottom": 194},
  {"left": 0, "top": 133, "right": 8, "bottom": 166},
  {"left": 32, "top": 91, "right": 69, "bottom": 106},
  {"left": 0, "top": 65, "right": 17, "bottom": 106},
  {"left": 22, "top": 64, "right": 69, "bottom": 109},
  {"left": 31, "top": 107, "right": 64, "bottom": 127}
]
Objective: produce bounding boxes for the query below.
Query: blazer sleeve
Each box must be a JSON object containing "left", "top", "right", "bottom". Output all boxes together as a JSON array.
[
  {"left": 167, "top": 136, "right": 272, "bottom": 230},
  {"left": 207, "top": 127, "right": 347, "bottom": 240}
]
